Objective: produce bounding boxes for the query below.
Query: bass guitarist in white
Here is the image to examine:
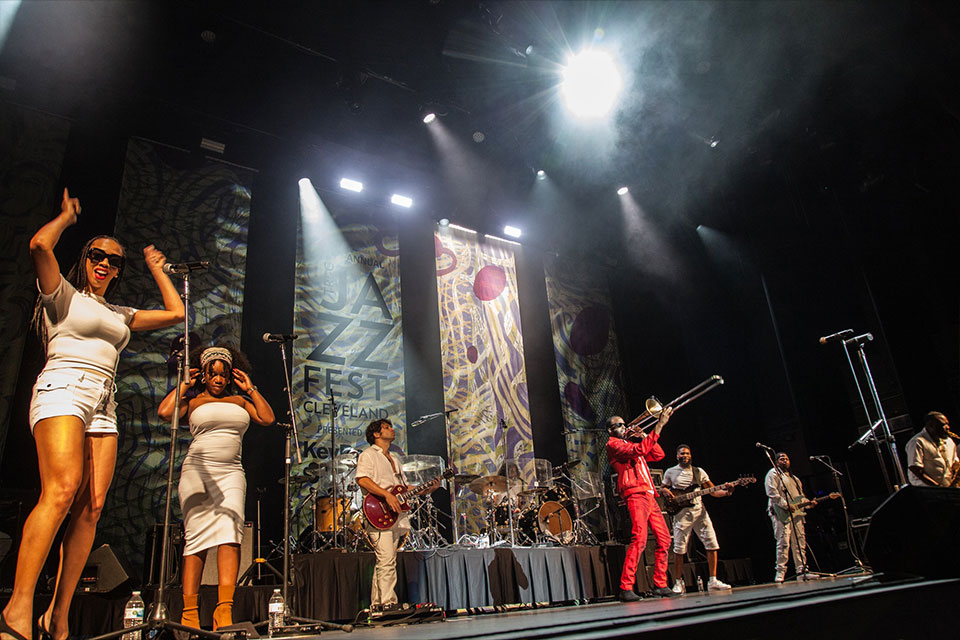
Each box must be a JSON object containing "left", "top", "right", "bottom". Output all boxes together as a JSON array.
[
  {"left": 662, "top": 444, "right": 734, "bottom": 592},
  {"left": 765, "top": 452, "right": 820, "bottom": 583}
]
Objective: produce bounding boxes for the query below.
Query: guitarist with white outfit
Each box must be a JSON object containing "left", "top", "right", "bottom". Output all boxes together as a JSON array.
[
  {"left": 765, "top": 452, "right": 818, "bottom": 583},
  {"left": 355, "top": 418, "right": 413, "bottom": 612},
  {"left": 662, "top": 444, "right": 734, "bottom": 593}
]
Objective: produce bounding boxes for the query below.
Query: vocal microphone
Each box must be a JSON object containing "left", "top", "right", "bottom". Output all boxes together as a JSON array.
[
  {"left": 755, "top": 442, "right": 774, "bottom": 451},
  {"left": 844, "top": 332, "right": 874, "bottom": 345},
  {"left": 818, "top": 329, "right": 853, "bottom": 345},
  {"left": 262, "top": 333, "right": 298, "bottom": 343},
  {"left": 445, "top": 409, "right": 459, "bottom": 415},
  {"left": 809, "top": 455, "right": 825, "bottom": 461},
  {"left": 163, "top": 260, "right": 210, "bottom": 274}
]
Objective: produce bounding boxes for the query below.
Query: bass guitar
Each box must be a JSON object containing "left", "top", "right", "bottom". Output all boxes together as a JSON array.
[
  {"left": 662, "top": 476, "right": 756, "bottom": 515},
  {"left": 773, "top": 491, "right": 841, "bottom": 523},
  {"left": 363, "top": 468, "right": 455, "bottom": 530}
]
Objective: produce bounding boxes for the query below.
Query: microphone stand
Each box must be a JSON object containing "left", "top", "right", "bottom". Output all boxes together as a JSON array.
[
  {"left": 761, "top": 448, "right": 810, "bottom": 581},
  {"left": 411, "top": 409, "right": 459, "bottom": 544},
  {"left": 265, "top": 340, "right": 353, "bottom": 633},
  {"left": 327, "top": 386, "right": 342, "bottom": 551},
  {"left": 91, "top": 270, "right": 223, "bottom": 640},
  {"left": 832, "top": 331, "right": 907, "bottom": 492},
  {"left": 810, "top": 455, "right": 870, "bottom": 576}
]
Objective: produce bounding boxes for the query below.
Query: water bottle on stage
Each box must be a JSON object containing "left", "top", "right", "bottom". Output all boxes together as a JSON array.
[
  {"left": 122, "top": 592, "right": 144, "bottom": 640},
  {"left": 268, "top": 589, "right": 284, "bottom": 636}
]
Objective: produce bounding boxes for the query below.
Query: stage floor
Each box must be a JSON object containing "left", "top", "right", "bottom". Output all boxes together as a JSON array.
[{"left": 289, "top": 574, "right": 959, "bottom": 639}]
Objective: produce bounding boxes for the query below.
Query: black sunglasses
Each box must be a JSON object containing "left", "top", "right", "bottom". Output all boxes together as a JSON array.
[{"left": 87, "top": 247, "right": 124, "bottom": 270}]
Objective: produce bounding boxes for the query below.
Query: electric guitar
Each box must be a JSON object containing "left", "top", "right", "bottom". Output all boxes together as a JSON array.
[
  {"left": 661, "top": 476, "right": 756, "bottom": 515},
  {"left": 772, "top": 491, "right": 841, "bottom": 523},
  {"left": 362, "top": 468, "right": 454, "bottom": 530}
]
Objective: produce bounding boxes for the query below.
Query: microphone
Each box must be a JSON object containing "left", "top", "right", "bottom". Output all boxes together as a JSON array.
[
  {"left": 445, "top": 409, "right": 459, "bottom": 415},
  {"left": 262, "top": 333, "right": 297, "bottom": 343},
  {"left": 809, "top": 455, "right": 825, "bottom": 461},
  {"left": 755, "top": 442, "right": 774, "bottom": 451},
  {"left": 163, "top": 260, "right": 210, "bottom": 274},
  {"left": 818, "top": 329, "right": 853, "bottom": 345},
  {"left": 844, "top": 332, "right": 874, "bottom": 345}
]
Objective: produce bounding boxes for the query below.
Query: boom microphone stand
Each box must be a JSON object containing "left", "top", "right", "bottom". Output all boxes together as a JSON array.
[{"left": 809, "top": 455, "right": 870, "bottom": 575}]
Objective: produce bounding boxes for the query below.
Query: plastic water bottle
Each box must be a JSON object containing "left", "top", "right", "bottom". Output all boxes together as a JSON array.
[
  {"left": 696, "top": 576, "right": 704, "bottom": 592},
  {"left": 122, "top": 591, "right": 144, "bottom": 640},
  {"left": 268, "top": 588, "right": 284, "bottom": 637}
]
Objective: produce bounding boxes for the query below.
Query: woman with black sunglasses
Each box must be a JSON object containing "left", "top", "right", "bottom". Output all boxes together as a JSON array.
[{"left": 0, "top": 188, "right": 184, "bottom": 640}]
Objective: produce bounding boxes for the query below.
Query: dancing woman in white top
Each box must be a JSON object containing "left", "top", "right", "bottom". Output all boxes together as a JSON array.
[
  {"left": 158, "top": 345, "right": 274, "bottom": 630},
  {"left": 1, "top": 189, "right": 184, "bottom": 640}
]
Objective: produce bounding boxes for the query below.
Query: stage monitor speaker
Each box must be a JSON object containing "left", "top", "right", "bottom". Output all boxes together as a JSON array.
[
  {"left": 863, "top": 485, "right": 960, "bottom": 578},
  {"left": 201, "top": 522, "right": 253, "bottom": 585},
  {"left": 78, "top": 544, "right": 131, "bottom": 593}
]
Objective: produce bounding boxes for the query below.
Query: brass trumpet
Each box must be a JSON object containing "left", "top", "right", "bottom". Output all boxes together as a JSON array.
[{"left": 624, "top": 375, "right": 725, "bottom": 436}]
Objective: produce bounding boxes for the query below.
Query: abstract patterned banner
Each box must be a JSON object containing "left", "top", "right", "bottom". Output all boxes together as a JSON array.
[
  {"left": 103, "top": 138, "right": 253, "bottom": 572},
  {"left": 543, "top": 254, "right": 627, "bottom": 474},
  {"left": 291, "top": 203, "right": 404, "bottom": 529},
  {"left": 435, "top": 227, "right": 531, "bottom": 535}
]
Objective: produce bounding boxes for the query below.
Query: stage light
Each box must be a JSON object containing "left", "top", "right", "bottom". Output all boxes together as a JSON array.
[
  {"left": 473, "top": 131, "right": 486, "bottom": 143},
  {"left": 438, "top": 218, "right": 450, "bottom": 227},
  {"left": 340, "top": 178, "right": 363, "bottom": 192},
  {"left": 536, "top": 170, "right": 546, "bottom": 180},
  {"left": 503, "top": 225, "right": 522, "bottom": 238},
  {"left": 561, "top": 49, "right": 622, "bottom": 119},
  {"left": 391, "top": 194, "right": 413, "bottom": 208},
  {"left": 617, "top": 186, "right": 629, "bottom": 196},
  {"left": 423, "top": 112, "right": 437, "bottom": 124},
  {"left": 298, "top": 177, "right": 311, "bottom": 188}
]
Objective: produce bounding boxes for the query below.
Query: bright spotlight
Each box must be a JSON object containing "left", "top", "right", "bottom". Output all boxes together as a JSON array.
[
  {"left": 298, "top": 177, "right": 311, "bottom": 188},
  {"left": 503, "top": 225, "right": 522, "bottom": 238},
  {"left": 561, "top": 50, "right": 622, "bottom": 119},
  {"left": 536, "top": 169, "right": 546, "bottom": 180},
  {"left": 423, "top": 112, "right": 437, "bottom": 124},
  {"left": 391, "top": 194, "right": 413, "bottom": 208},
  {"left": 438, "top": 218, "right": 450, "bottom": 227},
  {"left": 340, "top": 178, "right": 363, "bottom": 192},
  {"left": 617, "top": 186, "right": 629, "bottom": 196}
]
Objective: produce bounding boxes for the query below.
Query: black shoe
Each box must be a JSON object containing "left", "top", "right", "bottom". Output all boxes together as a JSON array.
[
  {"left": 618, "top": 589, "right": 641, "bottom": 602},
  {"left": 37, "top": 616, "right": 53, "bottom": 640},
  {"left": 652, "top": 586, "right": 680, "bottom": 598}
]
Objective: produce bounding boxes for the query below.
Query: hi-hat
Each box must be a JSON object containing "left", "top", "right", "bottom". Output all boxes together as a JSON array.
[
  {"left": 469, "top": 475, "right": 507, "bottom": 495},
  {"left": 454, "top": 473, "right": 481, "bottom": 484}
]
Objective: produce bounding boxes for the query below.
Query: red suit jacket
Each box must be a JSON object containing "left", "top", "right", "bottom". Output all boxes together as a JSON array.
[{"left": 607, "top": 432, "right": 665, "bottom": 499}]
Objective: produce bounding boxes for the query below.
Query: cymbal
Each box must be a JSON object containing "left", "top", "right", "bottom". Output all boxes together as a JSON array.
[
  {"left": 519, "top": 487, "right": 548, "bottom": 496},
  {"left": 454, "top": 473, "right": 480, "bottom": 484},
  {"left": 469, "top": 475, "right": 507, "bottom": 495},
  {"left": 553, "top": 458, "right": 582, "bottom": 474}
]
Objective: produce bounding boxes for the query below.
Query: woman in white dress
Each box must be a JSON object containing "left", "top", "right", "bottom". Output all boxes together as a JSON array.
[
  {"left": 1, "top": 188, "right": 184, "bottom": 640},
  {"left": 158, "top": 345, "right": 274, "bottom": 630}
]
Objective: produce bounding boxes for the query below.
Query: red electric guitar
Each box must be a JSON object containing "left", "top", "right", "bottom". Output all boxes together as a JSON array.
[{"left": 362, "top": 468, "right": 455, "bottom": 530}]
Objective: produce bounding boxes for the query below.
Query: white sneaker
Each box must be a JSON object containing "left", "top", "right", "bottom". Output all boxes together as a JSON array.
[
  {"left": 707, "top": 577, "right": 732, "bottom": 591},
  {"left": 774, "top": 570, "right": 785, "bottom": 583},
  {"left": 671, "top": 579, "right": 684, "bottom": 594}
]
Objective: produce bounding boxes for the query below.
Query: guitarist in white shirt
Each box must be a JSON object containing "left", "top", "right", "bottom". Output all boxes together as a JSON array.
[
  {"left": 662, "top": 444, "right": 734, "bottom": 593},
  {"left": 355, "top": 418, "right": 416, "bottom": 611},
  {"left": 765, "top": 452, "right": 818, "bottom": 583}
]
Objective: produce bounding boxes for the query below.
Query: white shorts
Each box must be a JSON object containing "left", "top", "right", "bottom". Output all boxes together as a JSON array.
[
  {"left": 672, "top": 503, "right": 720, "bottom": 554},
  {"left": 29, "top": 368, "right": 118, "bottom": 435}
]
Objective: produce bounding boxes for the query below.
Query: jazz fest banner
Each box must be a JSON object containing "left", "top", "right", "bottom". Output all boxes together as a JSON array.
[
  {"left": 104, "top": 137, "right": 252, "bottom": 572},
  {"left": 291, "top": 212, "right": 405, "bottom": 532},
  {"left": 543, "top": 254, "right": 627, "bottom": 474},
  {"left": 435, "top": 227, "right": 532, "bottom": 536}
]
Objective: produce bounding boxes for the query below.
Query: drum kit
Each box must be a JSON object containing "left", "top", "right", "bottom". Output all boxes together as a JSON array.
[{"left": 455, "top": 457, "right": 606, "bottom": 548}]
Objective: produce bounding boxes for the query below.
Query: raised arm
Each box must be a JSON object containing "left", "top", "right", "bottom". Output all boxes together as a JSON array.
[
  {"left": 128, "top": 245, "right": 186, "bottom": 331},
  {"left": 29, "top": 188, "right": 79, "bottom": 294},
  {"left": 233, "top": 369, "right": 275, "bottom": 425}
]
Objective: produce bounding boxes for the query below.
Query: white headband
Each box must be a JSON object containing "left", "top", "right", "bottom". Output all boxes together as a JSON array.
[{"left": 200, "top": 347, "right": 232, "bottom": 369}]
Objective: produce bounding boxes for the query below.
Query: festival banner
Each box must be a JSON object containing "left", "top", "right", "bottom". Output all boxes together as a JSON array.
[
  {"left": 543, "top": 254, "right": 627, "bottom": 475},
  {"left": 291, "top": 208, "right": 404, "bottom": 534},
  {"left": 104, "top": 138, "right": 253, "bottom": 572},
  {"left": 435, "top": 227, "right": 531, "bottom": 536}
]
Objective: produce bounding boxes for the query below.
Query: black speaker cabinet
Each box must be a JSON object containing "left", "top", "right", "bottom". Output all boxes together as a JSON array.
[
  {"left": 78, "top": 544, "right": 131, "bottom": 593},
  {"left": 201, "top": 522, "right": 254, "bottom": 585},
  {"left": 863, "top": 485, "right": 960, "bottom": 578}
]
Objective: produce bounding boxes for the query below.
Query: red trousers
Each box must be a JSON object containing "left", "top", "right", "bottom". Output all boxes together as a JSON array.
[{"left": 620, "top": 492, "right": 671, "bottom": 590}]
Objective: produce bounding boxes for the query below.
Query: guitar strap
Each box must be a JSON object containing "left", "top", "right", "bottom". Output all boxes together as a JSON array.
[{"left": 692, "top": 466, "right": 703, "bottom": 488}]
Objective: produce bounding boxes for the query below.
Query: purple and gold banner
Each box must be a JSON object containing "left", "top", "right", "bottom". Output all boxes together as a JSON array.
[
  {"left": 543, "top": 254, "right": 627, "bottom": 472},
  {"left": 292, "top": 206, "right": 404, "bottom": 521},
  {"left": 435, "top": 227, "right": 531, "bottom": 532}
]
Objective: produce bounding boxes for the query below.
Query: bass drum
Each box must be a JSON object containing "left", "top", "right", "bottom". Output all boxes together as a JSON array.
[{"left": 517, "top": 502, "right": 574, "bottom": 544}]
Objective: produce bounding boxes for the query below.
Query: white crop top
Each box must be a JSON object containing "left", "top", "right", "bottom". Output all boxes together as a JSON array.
[{"left": 40, "top": 275, "right": 138, "bottom": 377}]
